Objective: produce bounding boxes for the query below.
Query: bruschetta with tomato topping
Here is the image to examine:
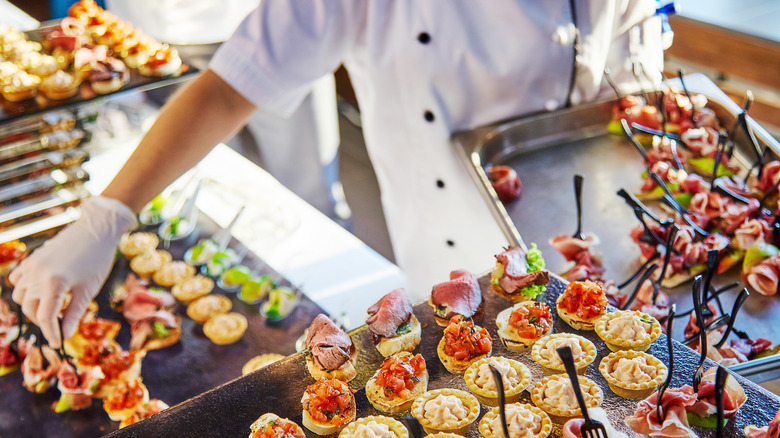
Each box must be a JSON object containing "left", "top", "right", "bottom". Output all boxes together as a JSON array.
[
  {"left": 437, "top": 316, "right": 492, "bottom": 374},
  {"left": 301, "top": 378, "right": 356, "bottom": 435},
  {"left": 248, "top": 413, "right": 305, "bottom": 438},
  {"left": 365, "top": 351, "right": 428, "bottom": 414},
  {"left": 556, "top": 280, "right": 608, "bottom": 331},
  {"left": 495, "top": 301, "right": 553, "bottom": 352}
]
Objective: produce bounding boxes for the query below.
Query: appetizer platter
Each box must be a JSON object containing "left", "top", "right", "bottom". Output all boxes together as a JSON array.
[
  {"left": 453, "top": 73, "right": 780, "bottom": 374},
  {"left": 102, "top": 271, "right": 780, "bottom": 437},
  {"left": 0, "top": 0, "right": 198, "bottom": 124},
  {"left": 0, "top": 211, "right": 325, "bottom": 438}
]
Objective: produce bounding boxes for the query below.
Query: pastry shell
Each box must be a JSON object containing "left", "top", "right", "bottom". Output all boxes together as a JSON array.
[
  {"left": 530, "top": 374, "right": 603, "bottom": 423},
  {"left": 594, "top": 310, "right": 662, "bottom": 351},
  {"left": 172, "top": 275, "right": 214, "bottom": 304},
  {"left": 203, "top": 312, "right": 247, "bottom": 345},
  {"left": 339, "top": 415, "right": 409, "bottom": 438},
  {"left": 242, "top": 353, "right": 285, "bottom": 375},
  {"left": 365, "top": 352, "right": 429, "bottom": 414},
  {"left": 129, "top": 249, "right": 172, "bottom": 278},
  {"left": 531, "top": 333, "right": 596, "bottom": 375},
  {"left": 478, "top": 404, "right": 553, "bottom": 438},
  {"left": 436, "top": 324, "right": 492, "bottom": 374},
  {"left": 598, "top": 350, "right": 668, "bottom": 399},
  {"left": 464, "top": 356, "right": 531, "bottom": 406},
  {"left": 153, "top": 261, "right": 196, "bottom": 287},
  {"left": 187, "top": 295, "right": 232, "bottom": 324},
  {"left": 119, "top": 232, "right": 159, "bottom": 258},
  {"left": 411, "top": 388, "right": 479, "bottom": 435},
  {"left": 423, "top": 434, "right": 461, "bottom": 438}
]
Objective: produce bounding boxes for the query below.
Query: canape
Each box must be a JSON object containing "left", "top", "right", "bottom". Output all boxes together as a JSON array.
[
  {"left": 304, "top": 314, "right": 357, "bottom": 382},
  {"left": 491, "top": 244, "right": 549, "bottom": 301},
  {"left": 366, "top": 288, "right": 421, "bottom": 357},
  {"left": 39, "top": 70, "right": 80, "bottom": 100},
  {"left": 464, "top": 356, "right": 530, "bottom": 406},
  {"left": 555, "top": 280, "right": 608, "bottom": 330},
  {"left": 599, "top": 350, "right": 667, "bottom": 399},
  {"left": 437, "top": 316, "right": 492, "bottom": 374},
  {"left": 478, "top": 403, "right": 553, "bottom": 438},
  {"left": 242, "top": 353, "right": 285, "bottom": 375},
  {"left": 138, "top": 44, "right": 182, "bottom": 77},
  {"left": 411, "top": 389, "right": 479, "bottom": 435},
  {"left": 495, "top": 301, "right": 553, "bottom": 351},
  {"left": 429, "top": 270, "right": 482, "bottom": 326},
  {"left": 119, "top": 232, "right": 159, "bottom": 259},
  {"left": 594, "top": 310, "right": 662, "bottom": 352},
  {"left": 119, "top": 399, "right": 169, "bottom": 429},
  {"left": 301, "top": 378, "right": 356, "bottom": 435},
  {"left": 531, "top": 333, "right": 596, "bottom": 375},
  {"left": 103, "top": 378, "right": 149, "bottom": 421},
  {"left": 248, "top": 413, "right": 305, "bottom": 438},
  {"left": 530, "top": 374, "right": 603, "bottom": 424},
  {"left": 365, "top": 351, "right": 428, "bottom": 414},
  {"left": 172, "top": 275, "right": 214, "bottom": 304},
  {"left": 187, "top": 294, "right": 232, "bottom": 324},
  {"left": 2, "top": 71, "right": 40, "bottom": 102},
  {"left": 339, "top": 416, "right": 408, "bottom": 438},
  {"left": 129, "top": 249, "right": 172, "bottom": 278},
  {"left": 203, "top": 313, "right": 247, "bottom": 345},
  {"left": 153, "top": 261, "right": 196, "bottom": 287}
]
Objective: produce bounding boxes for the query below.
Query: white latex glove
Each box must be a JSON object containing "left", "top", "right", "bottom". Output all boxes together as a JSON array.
[{"left": 11, "top": 196, "right": 137, "bottom": 348}]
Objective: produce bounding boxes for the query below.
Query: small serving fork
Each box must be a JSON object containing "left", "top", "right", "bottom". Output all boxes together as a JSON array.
[
  {"left": 558, "top": 346, "right": 607, "bottom": 438},
  {"left": 692, "top": 276, "right": 708, "bottom": 392},
  {"left": 488, "top": 364, "right": 510, "bottom": 438},
  {"left": 656, "top": 304, "right": 676, "bottom": 423},
  {"left": 715, "top": 366, "right": 729, "bottom": 438},
  {"left": 572, "top": 175, "right": 585, "bottom": 241}
]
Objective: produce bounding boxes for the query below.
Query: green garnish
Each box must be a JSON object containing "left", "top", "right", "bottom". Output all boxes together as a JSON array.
[
  {"left": 168, "top": 216, "right": 182, "bottom": 236},
  {"left": 153, "top": 321, "right": 170, "bottom": 338},
  {"left": 686, "top": 412, "right": 727, "bottom": 429},
  {"left": 435, "top": 305, "right": 449, "bottom": 318},
  {"left": 528, "top": 315, "right": 537, "bottom": 324},
  {"left": 519, "top": 243, "right": 547, "bottom": 299},
  {"left": 395, "top": 322, "right": 412, "bottom": 335}
]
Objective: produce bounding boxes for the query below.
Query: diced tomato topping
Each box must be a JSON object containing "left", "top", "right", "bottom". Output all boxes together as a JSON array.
[
  {"left": 79, "top": 318, "right": 117, "bottom": 341},
  {"left": 79, "top": 340, "right": 118, "bottom": 367},
  {"left": 442, "top": 316, "right": 492, "bottom": 361},
  {"left": 100, "top": 349, "right": 136, "bottom": 380},
  {"left": 374, "top": 353, "right": 426, "bottom": 398},
  {"left": 303, "top": 378, "right": 355, "bottom": 426},
  {"left": 256, "top": 417, "right": 304, "bottom": 438},
  {"left": 508, "top": 302, "right": 552, "bottom": 339},
  {"left": 558, "top": 280, "right": 608, "bottom": 320},
  {"left": 104, "top": 379, "right": 145, "bottom": 411}
]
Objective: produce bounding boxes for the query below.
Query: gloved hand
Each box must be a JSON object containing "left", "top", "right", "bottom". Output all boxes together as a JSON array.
[{"left": 11, "top": 196, "right": 137, "bottom": 348}]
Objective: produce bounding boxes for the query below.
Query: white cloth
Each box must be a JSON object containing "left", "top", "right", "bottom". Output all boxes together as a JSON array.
[{"left": 210, "top": 0, "right": 664, "bottom": 299}]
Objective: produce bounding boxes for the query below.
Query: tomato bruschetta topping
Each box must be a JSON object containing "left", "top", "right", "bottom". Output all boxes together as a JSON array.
[
  {"left": 443, "top": 316, "right": 492, "bottom": 361},
  {"left": 374, "top": 353, "right": 426, "bottom": 399},
  {"left": 557, "top": 280, "right": 608, "bottom": 320}
]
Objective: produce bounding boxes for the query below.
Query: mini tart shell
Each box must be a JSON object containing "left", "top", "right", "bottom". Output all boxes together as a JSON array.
[
  {"left": 302, "top": 397, "right": 356, "bottom": 436},
  {"left": 129, "top": 249, "right": 172, "bottom": 278},
  {"left": 411, "top": 388, "right": 480, "bottom": 435},
  {"left": 495, "top": 303, "right": 553, "bottom": 352},
  {"left": 172, "top": 275, "right": 214, "bottom": 304},
  {"left": 365, "top": 351, "right": 429, "bottom": 414},
  {"left": 478, "top": 404, "right": 553, "bottom": 438},
  {"left": 339, "top": 415, "right": 409, "bottom": 438},
  {"left": 423, "top": 434, "right": 462, "bottom": 438},
  {"left": 187, "top": 295, "right": 232, "bottom": 324},
  {"left": 594, "top": 310, "right": 662, "bottom": 351},
  {"left": 530, "top": 374, "right": 603, "bottom": 423},
  {"left": 531, "top": 333, "right": 596, "bottom": 375},
  {"left": 598, "top": 350, "right": 668, "bottom": 399},
  {"left": 203, "top": 312, "right": 247, "bottom": 345},
  {"left": 436, "top": 328, "right": 492, "bottom": 375},
  {"left": 464, "top": 356, "right": 531, "bottom": 406},
  {"left": 119, "top": 232, "right": 159, "bottom": 259},
  {"left": 153, "top": 261, "right": 196, "bottom": 287},
  {"left": 242, "top": 353, "right": 285, "bottom": 375}
]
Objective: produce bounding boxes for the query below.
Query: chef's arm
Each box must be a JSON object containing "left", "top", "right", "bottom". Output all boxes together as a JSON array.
[{"left": 102, "top": 68, "right": 257, "bottom": 213}]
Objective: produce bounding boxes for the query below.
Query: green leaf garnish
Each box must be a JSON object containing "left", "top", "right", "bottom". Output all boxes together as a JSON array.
[
  {"left": 395, "top": 322, "right": 412, "bottom": 335},
  {"left": 153, "top": 321, "right": 170, "bottom": 338}
]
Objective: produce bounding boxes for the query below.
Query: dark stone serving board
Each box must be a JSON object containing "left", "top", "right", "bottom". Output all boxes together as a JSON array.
[
  {"left": 0, "top": 213, "right": 327, "bottom": 438},
  {"left": 106, "top": 274, "right": 780, "bottom": 438}
]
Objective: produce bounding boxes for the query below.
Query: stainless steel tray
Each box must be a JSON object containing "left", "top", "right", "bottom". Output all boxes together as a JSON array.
[
  {"left": 452, "top": 74, "right": 780, "bottom": 381},
  {"left": 106, "top": 274, "right": 780, "bottom": 438}
]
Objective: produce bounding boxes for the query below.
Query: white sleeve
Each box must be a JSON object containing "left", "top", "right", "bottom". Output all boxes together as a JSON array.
[{"left": 210, "top": 0, "right": 364, "bottom": 116}]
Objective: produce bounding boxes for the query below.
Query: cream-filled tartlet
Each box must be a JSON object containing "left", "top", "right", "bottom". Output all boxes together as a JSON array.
[
  {"left": 531, "top": 333, "right": 596, "bottom": 375},
  {"left": 119, "top": 232, "right": 159, "bottom": 259},
  {"left": 153, "top": 261, "right": 196, "bottom": 287},
  {"left": 599, "top": 350, "right": 667, "bottom": 399},
  {"left": 338, "top": 416, "right": 408, "bottom": 438},
  {"left": 478, "top": 403, "right": 553, "bottom": 438},
  {"left": 530, "top": 374, "right": 603, "bottom": 424},
  {"left": 595, "top": 310, "right": 662, "bottom": 351},
  {"left": 411, "top": 389, "right": 480, "bottom": 435},
  {"left": 464, "top": 356, "right": 530, "bottom": 406},
  {"left": 129, "top": 249, "right": 172, "bottom": 278},
  {"left": 172, "top": 275, "right": 214, "bottom": 304}
]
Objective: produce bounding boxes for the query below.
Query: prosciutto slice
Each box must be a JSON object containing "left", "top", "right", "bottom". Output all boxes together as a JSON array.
[
  {"left": 0, "top": 300, "right": 17, "bottom": 343},
  {"left": 0, "top": 337, "right": 31, "bottom": 369},
  {"left": 681, "top": 126, "right": 719, "bottom": 157},
  {"left": 690, "top": 191, "right": 730, "bottom": 219},
  {"left": 688, "top": 367, "right": 747, "bottom": 419},
  {"left": 22, "top": 345, "right": 61, "bottom": 393},
  {"left": 123, "top": 288, "right": 176, "bottom": 323},
  {"left": 488, "top": 165, "right": 522, "bottom": 204},
  {"left": 625, "top": 385, "right": 698, "bottom": 438},
  {"left": 563, "top": 408, "right": 627, "bottom": 438},
  {"left": 430, "top": 270, "right": 482, "bottom": 320},
  {"left": 549, "top": 233, "right": 600, "bottom": 262},
  {"left": 752, "top": 161, "right": 780, "bottom": 194},
  {"left": 745, "top": 255, "right": 780, "bottom": 296},
  {"left": 305, "top": 314, "right": 354, "bottom": 371},
  {"left": 680, "top": 173, "right": 709, "bottom": 195},
  {"left": 745, "top": 407, "right": 780, "bottom": 438},
  {"left": 734, "top": 219, "right": 770, "bottom": 250},
  {"left": 731, "top": 337, "right": 773, "bottom": 358},
  {"left": 129, "top": 311, "right": 179, "bottom": 351},
  {"left": 366, "top": 288, "right": 413, "bottom": 338},
  {"left": 566, "top": 251, "right": 605, "bottom": 282},
  {"left": 495, "top": 246, "right": 549, "bottom": 293},
  {"left": 56, "top": 362, "right": 104, "bottom": 411}
]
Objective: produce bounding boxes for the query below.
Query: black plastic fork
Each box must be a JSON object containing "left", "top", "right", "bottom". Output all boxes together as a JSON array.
[
  {"left": 657, "top": 304, "right": 676, "bottom": 423},
  {"left": 489, "top": 364, "right": 511, "bottom": 438},
  {"left": 558, "top": 346, "right": 607, "bottom": 438},
  {"left": 573, "top": 175, "right": 585, "bottom": 240},
  {"left": 715, "top": 366, "right": 729, "bottom": 438},
  {"left": 692, "top": 276, "right": 708, "bottom": 392}
]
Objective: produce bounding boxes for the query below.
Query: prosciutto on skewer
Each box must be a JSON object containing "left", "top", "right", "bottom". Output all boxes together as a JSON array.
[
  {"left": 21, "top": 345, "right": 61, "bottom": 393},
  {"left": 688, "top": 367, "right": 747, "bottom": 420},
  {"left": 625, "top": 385, "right": 698, "bottom": 438},
  {"left": 745, "top": 407, "right": 780, "bottom": 438},
  {"left": 54, "top": 362, "right": 104, "bottom": 412}
]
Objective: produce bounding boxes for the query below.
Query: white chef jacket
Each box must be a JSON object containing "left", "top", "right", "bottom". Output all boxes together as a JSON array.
[{"left": 210, "top": 0, "right": 663, "bottom": 300}]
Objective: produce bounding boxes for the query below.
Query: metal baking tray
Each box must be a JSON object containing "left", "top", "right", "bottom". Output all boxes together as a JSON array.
[
  {"left": 0, "top": 212, "right": 327, "bottom": 438},
  {"left": 0, "top": 23, "right": 199, "bottom": 124},
  {"left": 105, "top": 274, "right": 780, "bottom": 438},
  {"left": 452, "top": 74, "right": 780, "bottom": 381},
  {"left": 0, "top": 149, "right": 89, "bottom": 187}
]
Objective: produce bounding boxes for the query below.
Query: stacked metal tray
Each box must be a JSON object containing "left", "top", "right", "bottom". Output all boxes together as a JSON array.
[
  {"left": 0, "top": 212, "right": 327, "bottom": 438},
  {"left": 452, "top": 74, "right": 780, "bottom": 381},
  {"left": 105, "top": 274, "right": 780, "bottom": 438}
]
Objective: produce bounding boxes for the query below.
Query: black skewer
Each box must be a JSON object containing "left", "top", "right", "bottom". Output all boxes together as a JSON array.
[
  {"left": 715, "top": 366, "right": 729, "bottom": 438},
  {"left": 711, "top": 133, "right": 728, "bottom": 186},
  {"left": 573, "top": 175, "right": 585, "bottom": 240},
  {"left": 652, "top": 224, "right": 679, "bottom": 303},
  {"left": 617, "top": 188, "right": 670, "bottom": 226},
  {"left": 9, "top": 300, "right": 24, "bottom": 360},
  {"left": 660, "top": 194, "right": 709, "bottom": 236},
  {"left": 58, "top": 318, "right": 80, "bottom": 385},
  {"left": 658, "top": 92, "right": 668, "bottom": 137},
  {"left": 692, "top": 275, "right": 708, "bottom": 392},
  {"left": 682, "top": 315, "right": 730, "bottom": 346},
  {"left": 650, "top": 171, "right": 686, "bottom": 213},
  {"left": 726, "top": 92, "right": 754, "bottom": 159},
  {"left": 32, "top": 325, "right": 50, "bottom": 370},
  {"left": 558, "top": 346, "right": 607, "bottom": 438},
  {"left": 657, "top": 304, "right": 676, "bottom": 423},
  {"left": 617, "top": 253, "right": 661, "bottom": 289},
  {"left": 404, "top": 416, "right": 423, "bottom": 438},
  {"left": 701, "top": 250, "right": 720, "bottom": 318},
  {"left": 669, "top": 138, "right": 685, "bottom": 172},
  {"left": 621, "top": 119, "right": 649, "bottom": 161},
  {"left": 678, "top": 69, "right": 697, "bottom": 127},
  {"left": 631, "top": 122, "right": 683, "bottom": 143},
  {"left": 672, "top": 282, "right": 738, "bottom": 319},
  {"left": 713, "top": 288, "right": 750, "bottom": 350},
  {"left": 760, "top": 169, "right": 780, "bottom": 208},
  {"left": 603, "top": 68, "right": 624, "bottom": 99},
  {"left": 620, "top": 264, "right": 659, "bottom": 310},
  {"left": 489, "top": 364, "right": 511, "bottom": 438}
]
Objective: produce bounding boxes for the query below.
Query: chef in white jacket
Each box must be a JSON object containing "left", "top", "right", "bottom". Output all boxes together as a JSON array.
[{"left": 12, "top": 0, "right": 664, "bottom": 347}]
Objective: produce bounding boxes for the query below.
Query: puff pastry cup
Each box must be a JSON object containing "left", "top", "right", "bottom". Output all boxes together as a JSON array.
[
  {"left": 172, "top": 275, "right": 214, "bottom": 304},
  {"left": 598, "top": 350, "right": 668, "bottom": 399},
  {"left": 530, "top": 333, "right": 596, "bottom": 375},
  {"left": 339, "top": 416, "right": 409, "bottom": 438},
  {"left": 411, "top": 388, "right": 480, "bottom": 435},
  {"left": 594, "top": 310, "right": 662, "bottom": 352},
  {"left": 478, "top": 403, "right": 553, "bottom": 438},
  {"left": 118, "top": 232, "right": 160, "bottom": 259},
  {"left": 153, "top": 261, "right": 196, "bottom": 287},
  {"left": 129, "top": 249, "right": 172, "bottom": 278},
  {"left": 464, "top": 356, "right": 531, "bottom": 407},
  {"left": 530, "top": 374, "right": 603, "bottom": 423}
]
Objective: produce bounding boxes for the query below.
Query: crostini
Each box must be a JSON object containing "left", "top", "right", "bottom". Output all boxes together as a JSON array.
[
  {"left": 437, "top": 316, "right": 492, "bottom": 374},
  {"left": 304, "top": 314, "right": 357, "bottom": 382},
  {"left": 301, "top": 378, "right": 356, "bottom": 435},
  {"left": 365, "top": 351, "right": 428, "bottom": 414},
  {"left": 366, "top": 288, "right": 421, "bottom": 357},
  {"left": 556, "top": 280, "right": 608, "bottom": 331},
  {"left": 495, "top": 301, "right": 553, "bottom": 352}
]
